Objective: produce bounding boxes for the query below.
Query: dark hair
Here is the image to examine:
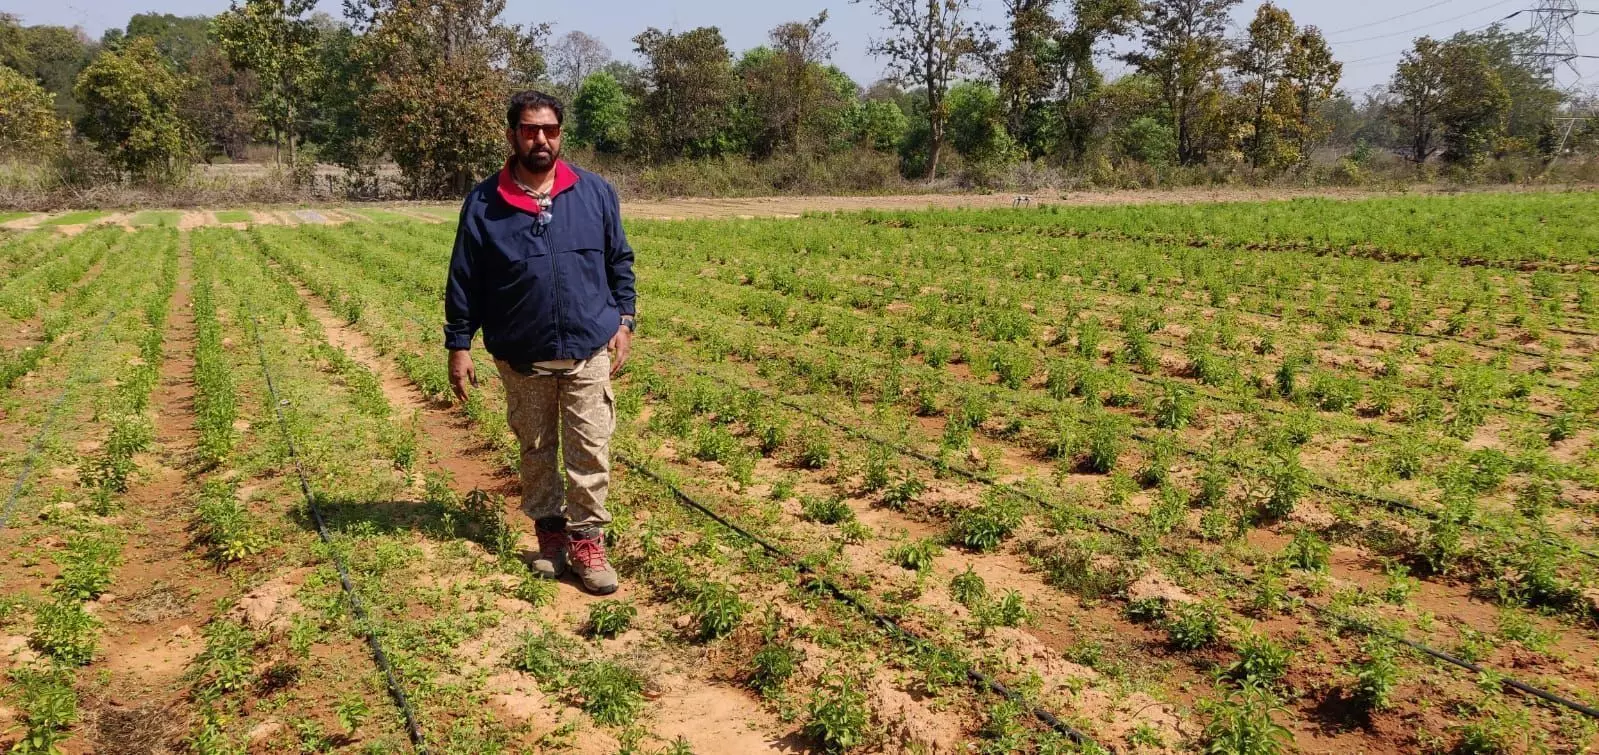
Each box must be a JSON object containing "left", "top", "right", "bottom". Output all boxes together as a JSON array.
[{"left": 507, "top": 90, "right": 564, "bottom": 129}]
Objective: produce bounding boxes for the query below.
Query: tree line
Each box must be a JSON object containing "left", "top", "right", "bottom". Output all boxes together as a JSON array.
[{"left": 0, "top": 0, "right": 1589, "bottom": 198}]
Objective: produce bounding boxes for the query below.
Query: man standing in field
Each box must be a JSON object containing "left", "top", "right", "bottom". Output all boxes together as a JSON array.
[{"left": 444, "top": 91, "right": 636, "bottom": 595}]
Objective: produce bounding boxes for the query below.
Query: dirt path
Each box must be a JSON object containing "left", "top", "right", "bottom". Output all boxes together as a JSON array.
[
  {"left": 281, "top": 271, "right": 803, "bottom": 754},
  {"left": 14, "top": 184, "right": 1590, "bottom": 231},
  {"left": 75, "top": 234, "right": 227, "bottom": 751}
]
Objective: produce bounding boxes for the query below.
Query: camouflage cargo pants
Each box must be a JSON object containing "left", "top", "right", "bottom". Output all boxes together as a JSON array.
[{"left": 495, "top": 350, "right": 615, "bottom": 531}]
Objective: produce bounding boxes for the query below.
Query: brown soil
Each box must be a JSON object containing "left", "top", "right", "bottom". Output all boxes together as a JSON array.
[
  {"left": 282, "top": 271, "right": 819, "bottom": 752},
  {"left": 71, "top": 238, "right": 230, "bottom": 752}
]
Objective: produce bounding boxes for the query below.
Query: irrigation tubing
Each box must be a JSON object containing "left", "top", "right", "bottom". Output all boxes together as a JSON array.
[
  {"left": 615, "top": 456, "right": 1104, "bottom": 750},
  {"left": 248, "top": 317, "right": 429, "bottom": 754},
  {"left": 0, "top": 310, "right": 116, "bottom": 532},
  {"left": 657, "top": 306, "right": 1599, "bottom": 563},
  {"left": 645, "top": 352, "right": 1599, "bottom": 722}
]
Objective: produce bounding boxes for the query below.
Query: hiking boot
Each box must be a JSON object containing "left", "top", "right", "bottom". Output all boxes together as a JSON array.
[
  {"left": 530, "top": 517, "right": 568, "bottom": 579},
  {"left": 567, "top": 528, "right": 618, "bottom": 595}
]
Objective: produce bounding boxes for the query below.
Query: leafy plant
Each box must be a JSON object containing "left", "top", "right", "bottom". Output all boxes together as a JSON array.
[
  {"left": 749, "top": 642, "right": 799, "bottom": 695},
  {"left": 690, "top": 582, "right": 747, "bottom": 640},
  {"left": 6, "top": 667, "right": 78, "bottom": 755},
  {"left": 949, "top": 566, "right": 988, "bottom": 608},
  {"left": 30, "top": 598, "right": 101, "bottom": 665},
  {"left": 193, "top": 619, "right": 257, "bottom": 699},
  {"left": 1228, "top": 631, "right": 1291, "bottom": 687},
  {"left": 951, "top": 494, "right": 1023, "bottom": 551},
  {"left": 801, "top": 495, "right": 855, "bottom": 525},
  {"left": 52, "top": 533, "right": 120, "bottom": 600},
  {"left": 573, "top": 660, "right": 645, "bottom": 726},
  {"left": 587, "top": 600, "right": 637, "bottom": 638},
  {"left": 879, "top": 473, "right": 925, "bottom": 511},
  {"left": 976, "top": 590, "right": 1030, "bottom": 629},
  {"left": 1086, "top": 413, "right": 1128, "bottom": 473},
  {"left": 510, "top": 627, "right": 575, "bottom": 687},
  {"left": 192, "top": 479, "right": 266, "bottom": 562},
  {"left": 1281, "top": 528, "right": 1330, "bottom": 572},
  {"left": 1165, "top": 601, "right": 1223, "bottom": 650},
  {"left": 805, "top": 675, "right": 870, "bottom": 752},
  {"left": 1347, "top": 638, "right": 1401, "bottom": 711},
  {"left": 1199, "top": 684, "right": 1291, "bottom": 755},
  {"left": 888, "top": 538, "right": 941, "bottom": 572},
  {"left": 798, "top": 424, "right": 832, "bottom": 469}
]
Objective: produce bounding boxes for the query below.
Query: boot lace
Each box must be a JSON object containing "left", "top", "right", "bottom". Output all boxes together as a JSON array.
[
  {"left": 535, "top": 529, "right": 568, "bottom": 556},
  {"left": 568, "top": 534, "right": 609, "bottom": 570}
]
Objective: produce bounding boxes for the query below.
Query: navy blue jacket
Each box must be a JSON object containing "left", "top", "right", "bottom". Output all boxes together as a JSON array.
[{"left": 444, "top": 161, "right": 636, "bottom": 364}]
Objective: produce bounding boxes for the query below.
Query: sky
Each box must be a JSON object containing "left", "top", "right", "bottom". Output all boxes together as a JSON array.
[{"left": 4, "top": 0, "right": 1596, "bottom": 96}]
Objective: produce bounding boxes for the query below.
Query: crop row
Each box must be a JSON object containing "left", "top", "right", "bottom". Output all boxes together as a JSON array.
[{"left": 258, "top": 219, "right": 1598, "bottom": 752}]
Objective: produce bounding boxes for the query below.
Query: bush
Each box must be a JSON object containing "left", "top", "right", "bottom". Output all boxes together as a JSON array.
[
  {"left": 586, "top": 600, "right": 637, "bottom": 638},
  {"left": 749, "top": 642, "right": 799, "bottom": 695},
  {"left": 805, "top": 675, "right": 870, "bottom": 752},
  {"left": 801, "top": 495, "right": 855, "bottom": 525},
  {"left": 1165, "top": 601, "right": 1223, "bottom": 650},
  {"left": 951, "top": 494, "right": 1023, "bottom": 551}
]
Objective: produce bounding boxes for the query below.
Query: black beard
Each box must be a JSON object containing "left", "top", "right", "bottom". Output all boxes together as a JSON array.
[{"left": 518, "top": 147, "right": 556, "bottom": 173}]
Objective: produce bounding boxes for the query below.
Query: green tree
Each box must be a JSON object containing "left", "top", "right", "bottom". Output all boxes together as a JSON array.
[
  {"left": 181, "top": 44, "right": 259, "bottom": 161},
  {"left": 995, "top": 0, "right": 1059, "bottom": 157},
  {"left": 0, "top": 66, "right": 66, "bottom": 157},
  {"left": 213, "top": 0, "right": 318, "bottom": 166},
  {"left": 1124, "top": 0, "right": 1239, "bottom": 165},
  {"left": 303, "top": 16, "right": 378, "bottom": 173},
  {"left": 1387, "top": 29, "right": 1529, "bottom": 167},
  {"left": 856, "top": 0, "right": 993, "bottom": 180},
  {"left": 570, "top": 71, "right": 631, "bottom": 154},
  {"left": 844, "top": 98, "right": 908, "bottom": 151},
  {"left": 347, "top": 0, "right": 543, "bottom": 196},
  {"left": 5, "top": 20, "right": 96, "bottom": 122},
  {"left": 0, "top": 14, "right": 27, "bottom": 71},
  {"left": 1388, "top": 37, "right": 1446, "bottom": 163},
  {"left": 1053, "top": 0, "right": 1141, "bottom": 160},
  {"left": 631, "top": 26, "right": 737, "bottom": 159},
  {"left": 113, "top": 13, "right": 213, "bottom": 70},
  {"left": 946, "top": 80, "right": 1014, "bottom": 164},
  {"left": 1284, "top": 25, "right": 1340, "bottom": 159},
  {"left": 1232, "top": 3, "right": 1297, "bottom": 169},
  {"left": 73, "top": 37, "right": 191, "bottom": 180}
]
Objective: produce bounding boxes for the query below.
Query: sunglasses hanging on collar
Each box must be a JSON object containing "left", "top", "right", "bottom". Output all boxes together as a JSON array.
[{"left": 531, "top": 191, "right": 553, "bottom": 226}]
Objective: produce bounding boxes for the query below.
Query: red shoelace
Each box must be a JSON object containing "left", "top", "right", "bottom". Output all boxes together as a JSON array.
[{"left": 567, "top": 535, "right": 609, "bottom": 569}]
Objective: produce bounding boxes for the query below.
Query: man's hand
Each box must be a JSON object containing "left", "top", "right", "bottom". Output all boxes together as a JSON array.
[
  {"left": 608, "top": 325, "right": 632, "bottom": 377},
  {"left": 448, "top": 349, "right": 477, "bottom": 403}
]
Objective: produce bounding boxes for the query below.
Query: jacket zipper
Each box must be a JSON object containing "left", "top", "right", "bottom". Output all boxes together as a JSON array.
[{"left": 549, "top": 211, "right": 565, "bottom": 357}]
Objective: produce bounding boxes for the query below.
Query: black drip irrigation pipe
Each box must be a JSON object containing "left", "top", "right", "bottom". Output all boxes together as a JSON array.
[
  {"left": 615, "top": 456, "right": 1104, "bottom": 750},
  {"left": 0, "top": 310, "right": 116, "bottom": 532},
  {"left": 248, "top": 317, "right": 429, "bottom": 754},
  {"left": 644, "top": 351, "right": 1599, "bottom": 723}
]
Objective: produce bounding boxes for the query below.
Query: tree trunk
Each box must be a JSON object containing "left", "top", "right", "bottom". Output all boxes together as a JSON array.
[
  {"left": 926, "top": 132, "right": 943, "bottom": 181},
  {"left": 287, "top": 100, "right": 297, "bottom": 168}
]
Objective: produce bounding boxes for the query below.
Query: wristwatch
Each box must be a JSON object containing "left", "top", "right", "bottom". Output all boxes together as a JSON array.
[{"left": 620, "top": 315, "right": 636, "bottom": 333}]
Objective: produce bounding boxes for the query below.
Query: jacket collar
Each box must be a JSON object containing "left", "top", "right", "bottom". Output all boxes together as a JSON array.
[{"left": 496, "top": 158, "right": 578, "bottom": 214}]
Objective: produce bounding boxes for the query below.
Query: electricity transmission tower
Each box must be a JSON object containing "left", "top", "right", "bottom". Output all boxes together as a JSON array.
[{"left": 1523, "top": 0, "right": 1598, "bottom": 153}]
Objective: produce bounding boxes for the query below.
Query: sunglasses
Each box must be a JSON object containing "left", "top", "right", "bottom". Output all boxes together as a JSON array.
[{"left": 516, "top": 123, "right": 562, "bottom": 139}]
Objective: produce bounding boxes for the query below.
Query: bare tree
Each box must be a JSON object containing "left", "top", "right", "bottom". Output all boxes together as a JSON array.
[
  {"left": 855, "top": 0, "right": 992, "bottom": 180},
  {"left": 548, "top": 30, "right": 610, "bottom": 99}
]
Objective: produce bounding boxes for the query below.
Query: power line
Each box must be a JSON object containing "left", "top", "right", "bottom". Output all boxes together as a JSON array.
[
  {"left": 1332, "top": 0, "right": 1521, "bottom": 44},
  {"left": 1325, "top": 0, "right": 1458, "bottom": 36}
]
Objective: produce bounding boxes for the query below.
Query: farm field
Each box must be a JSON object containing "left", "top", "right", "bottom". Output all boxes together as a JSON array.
[{"left": 0, "top": 191, "right": 1596, "bottom": 754}]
